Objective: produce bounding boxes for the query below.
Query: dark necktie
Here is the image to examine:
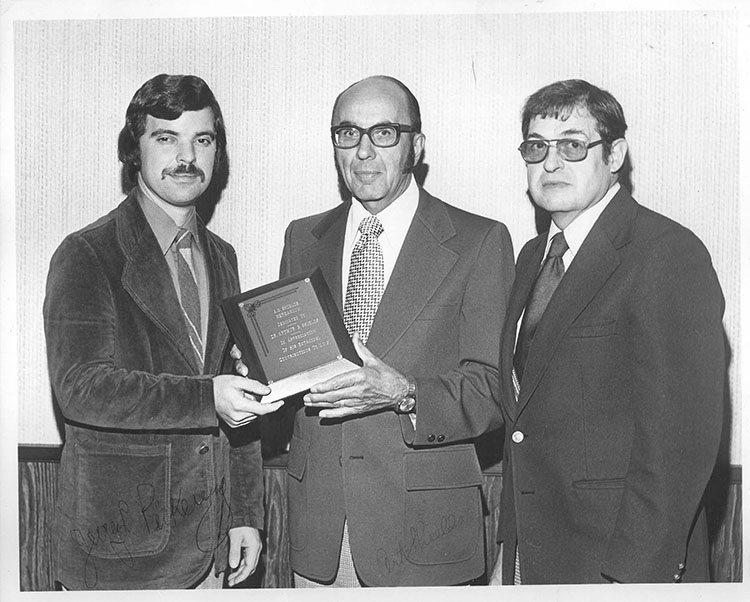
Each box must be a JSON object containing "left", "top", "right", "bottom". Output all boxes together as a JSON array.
[
  {"left": 173, "top": 228, "right": 204, "bottom": 369},
  {"left": 513, "top": 231, "right": 568, "bottom": 382},
  {"left": 343, "top": 215, "right": 385, "bottom": 344}
]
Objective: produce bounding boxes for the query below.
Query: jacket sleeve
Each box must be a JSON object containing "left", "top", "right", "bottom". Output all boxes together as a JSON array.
[
  {"left": 406, "top": 221, "right": 514, "bottom": 445},
  {"left": 43, "top": 233, "right": 218, "bottom": 431},
  {"left": 228, "top": 422, "right": 265, "bottom": 531},
  {"left": 600, "top": 230, "right": 725, "bottom": 582}
]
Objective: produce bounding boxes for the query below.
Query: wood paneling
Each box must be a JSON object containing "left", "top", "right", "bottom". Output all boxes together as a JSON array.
[{"left": 17, "top": 447, "right": 742, "bottom": 590}]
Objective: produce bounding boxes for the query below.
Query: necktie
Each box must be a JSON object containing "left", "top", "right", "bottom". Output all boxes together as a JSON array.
[
  {"left": 343, "top": 215, "right": 384, "bottom": 344},
  {"left": 173, "top": 228, "right": 204, "bottom": 369},
  {"left": 513, "top": 231, "right": 568, "bottom": 382}
]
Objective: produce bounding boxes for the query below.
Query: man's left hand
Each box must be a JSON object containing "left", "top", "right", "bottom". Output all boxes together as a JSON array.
[
  {"left": 304, "top": 333, "right": 408, "bottom": 419},
  {"left": 226, "top": 526, "right": 262, "bottom": 587}
]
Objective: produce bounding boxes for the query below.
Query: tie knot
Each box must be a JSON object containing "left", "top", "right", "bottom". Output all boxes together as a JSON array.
[
  {"left": 358, "top": 215, "right": 384, "bottom": 238},
  {"left": 548, "top": 232, "right": 568, "bottom": 258},
  {"left": 175, "top": 228, "right": 194, "bottom": 251}
]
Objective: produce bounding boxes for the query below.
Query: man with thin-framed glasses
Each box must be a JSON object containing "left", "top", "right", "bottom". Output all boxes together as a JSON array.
[
  {"left": 271, "top": 75, "right": 515, "bottom": 587},
  {"left": 490, "top": 79, "right": 725, "bottom": 584}
]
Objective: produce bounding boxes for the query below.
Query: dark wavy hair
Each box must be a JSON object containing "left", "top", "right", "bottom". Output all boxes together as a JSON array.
[
  {"left": 521, "top": 79, "right": 627, "bottom": 158},
  {"left": 117, "top": 74, "right": 227, "bottom": 187}
]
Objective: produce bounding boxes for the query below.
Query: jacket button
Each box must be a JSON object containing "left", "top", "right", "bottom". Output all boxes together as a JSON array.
[
  {"left": 437, "top": 434, "right": 445, "bottom": 442},
  {"left": 512, "top": 430, "right": 524, "bottom": 443},
  {"left": 678, "top": 562, "right": 686, "bottom": 571},
  {"left": 427, "top": 434, "right": 436, "bottom": 442},
  {"left": 198, "top": 443, "right": 209, "bottom": 455},
  {"left": 673, "top": 573, "right": 682, "bottom": 583}
]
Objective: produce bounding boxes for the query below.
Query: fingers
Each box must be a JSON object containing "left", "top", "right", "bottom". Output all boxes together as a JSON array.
[
  {"left": 318, "top": 406, "right": 360, "bottom": 419},
  {"left": 235, "top": 359, "right": 249, "bottom": 377},
  {"left": 227, "top": 559, "right": 251, "bottom": 587}
]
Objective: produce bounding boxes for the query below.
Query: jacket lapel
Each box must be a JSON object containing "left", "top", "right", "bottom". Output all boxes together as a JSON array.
[
  {"left": 118, "top": 193, "right": 203, "bottom": 374},
  {"left": 200, "top": 224, "right": 239, "bottom": 375},
  {"left": 308, "top": 202, "right": 350, "bottom": 311},
  {"left": 366, "top": 190, "right": 459, "bottom": 358},
  {"left": 515, "top": 189, "right": 636, "bottom": 414},
  {"left": 500, "top": 234, "right": 546, "bottom": 418}
]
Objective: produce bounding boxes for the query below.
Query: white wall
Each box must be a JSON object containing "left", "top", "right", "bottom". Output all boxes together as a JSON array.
[{"left": 11, "top": 10, "right": 741, "bottom": 461}]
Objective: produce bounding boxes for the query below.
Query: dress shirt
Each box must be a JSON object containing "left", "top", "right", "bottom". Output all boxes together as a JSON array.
[
  {"left": 341, "top": 176, "right": 420, "bottom": 301},
  {"left": 136, "top": 175, "right": 209, "bottom": 352},
  {"left": 545, "top": 182, "right": 621, "bottom": 269}
]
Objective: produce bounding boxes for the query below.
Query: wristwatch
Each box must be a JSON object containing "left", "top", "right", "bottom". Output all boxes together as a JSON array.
[{"left": 395, "top": 377, "right": 417, "bottom": 414}]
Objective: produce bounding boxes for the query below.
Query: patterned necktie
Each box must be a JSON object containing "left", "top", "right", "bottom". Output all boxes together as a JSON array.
[
  {"left": 513, "top": 231, "right": 568, "bottom": 382},
  {"left": 173, "top": 228, "right": 204, "bottom": 369},
  {"left": 343, "top": 215, "right": 385, "bottom": 344}
]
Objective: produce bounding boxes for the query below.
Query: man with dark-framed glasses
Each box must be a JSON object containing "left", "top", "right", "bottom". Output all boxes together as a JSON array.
[
  {"left": 273, "top": 75, "right": 515, "bottom": 586},
  {"left": 490, "top": 79, "right": 725, "bottom": 584}
]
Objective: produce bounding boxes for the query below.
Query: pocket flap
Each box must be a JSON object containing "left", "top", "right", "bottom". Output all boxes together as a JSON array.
[
  {"left": 404, "top": 445, "right": 483, "bottom": 491},
  {"left": 287, "top": 436, "right": 310, "bottom": 481},
  {"left": 568, "top": 319, "right": 617, "bottom": 338}
]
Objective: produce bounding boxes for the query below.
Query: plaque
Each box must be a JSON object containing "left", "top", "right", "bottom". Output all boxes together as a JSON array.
[{"left": 221, "top": 268, "right": 361, "bottom": 403}]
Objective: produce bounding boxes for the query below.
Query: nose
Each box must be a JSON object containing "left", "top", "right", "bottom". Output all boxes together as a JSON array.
[
  {"left": 542, "top": 144, "right": 564, "bottom": 172},
  {"left": 356, "top": 134, "right": 377, "bottom": 160},
  {"left": 176, "top": 140, "right": 196, "bottom": 164}
]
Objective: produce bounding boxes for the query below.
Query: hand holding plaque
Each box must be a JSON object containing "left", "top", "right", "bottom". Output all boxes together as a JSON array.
[{"left": 221, "top": 268, "right": 362, "bottom": 403}]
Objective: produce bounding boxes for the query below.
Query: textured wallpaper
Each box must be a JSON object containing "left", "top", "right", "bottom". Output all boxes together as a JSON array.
[{"left": 13, "top": 12, "right": 740, "bottom": 461}]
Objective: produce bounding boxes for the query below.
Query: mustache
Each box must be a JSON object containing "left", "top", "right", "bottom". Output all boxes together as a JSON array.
[{"left": 161, "top": 163, "right": 206, "bottom": 182}]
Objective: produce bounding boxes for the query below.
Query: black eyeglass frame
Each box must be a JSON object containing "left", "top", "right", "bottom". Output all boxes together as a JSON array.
[
  {"left": 518, "top": 138, "right": 605, "bottom": 164},
  {"left": 330, "top": 123, "right": 419, "bottom": 149}
]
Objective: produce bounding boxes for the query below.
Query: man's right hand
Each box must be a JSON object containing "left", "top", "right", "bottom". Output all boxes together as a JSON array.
[{"left": 212, "top": 374, "right": 283, "bottom": 428}]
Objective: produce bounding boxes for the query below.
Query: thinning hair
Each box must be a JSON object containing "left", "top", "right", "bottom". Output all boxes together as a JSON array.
[
  {"left": 331, "top": 75, "right": 422, "bottom": 132},
  {"left": 117, "top": 74, "right": 227, "bottom": 186},
  {"left": 521, "top": 79, "right": 627, "bottom": 157}
]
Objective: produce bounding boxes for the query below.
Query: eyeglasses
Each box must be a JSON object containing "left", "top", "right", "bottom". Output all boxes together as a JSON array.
[
  {"left": 331, "top": 123, "right": 418, "bottom": 149},
  {"left": 518, "top": 138, "right": 604, "bottom": 163}
]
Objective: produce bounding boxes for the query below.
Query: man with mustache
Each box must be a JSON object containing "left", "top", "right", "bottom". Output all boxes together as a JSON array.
[
  {"left": 43, "top": 74, "right": 282, "bottom": 590},
  {"left": 491, "top": 79, "right": 725, "bottom": 584},
  {"left": 271, "top": 75, "right": 515, "bottom": 586}
]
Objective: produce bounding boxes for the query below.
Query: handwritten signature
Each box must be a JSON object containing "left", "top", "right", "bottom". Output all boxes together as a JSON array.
[
  {"left": 71, "top": 477, "right": 233, "bottom": 588},
  {"left": 376, "top": 513, "right": 465, "bottom": 576}
]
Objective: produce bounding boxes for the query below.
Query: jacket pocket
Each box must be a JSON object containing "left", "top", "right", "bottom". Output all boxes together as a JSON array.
[
  {"left": 415, "top": 302, "right": 459, "bottom": 321},
  {"left": 572, "top": 477, "right": 625, "bottom": 489},
  {"left": 72, "top": 439, "right": 171, "bottom": 559},
  {"left": 401, "top": 445, "right": 483, "bottom": 565},
  {"left": 567, "top": 319, "right": 617, "bottom": 338}
]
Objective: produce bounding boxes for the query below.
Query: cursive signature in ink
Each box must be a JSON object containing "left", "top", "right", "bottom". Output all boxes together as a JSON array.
[
  {"left": 70, "top": 500, "right": 134, "bottom": 589},
  {"left": 376, "top": 512, "right": 466, "bottom": 576}
]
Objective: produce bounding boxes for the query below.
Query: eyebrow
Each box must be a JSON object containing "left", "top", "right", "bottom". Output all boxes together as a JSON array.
[
  {"left": 527, "top": 128, "right": 588, "bottom": 139},
  {"left": 149, "top": 128, "right": 216, "bottom": 139},
  {"left": 333, "top": 120, "right": 395, "bottom": 128}
]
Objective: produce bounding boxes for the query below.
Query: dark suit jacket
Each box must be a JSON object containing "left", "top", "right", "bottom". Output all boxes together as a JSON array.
[
  {"left": 497, "top": 187, "right": 725, "bottom": 584},
  {"left": 43, "top": 191, "right": 264, "bottom": 589},
  {"left": 279, "top": 188, "right": 514, "bottom": 586}
]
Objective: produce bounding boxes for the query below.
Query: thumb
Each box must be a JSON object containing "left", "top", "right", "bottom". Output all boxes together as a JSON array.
[
  {"left": 228, "top": 533, "right": 241, "bottom": 568},
  {"left": 352, "top": 332, "right": 378, "bottom": 366}
]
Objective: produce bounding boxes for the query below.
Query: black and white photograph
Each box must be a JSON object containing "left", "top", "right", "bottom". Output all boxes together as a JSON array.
[{"left": 1, "top": 1, "right": 746, "bottom": 600}]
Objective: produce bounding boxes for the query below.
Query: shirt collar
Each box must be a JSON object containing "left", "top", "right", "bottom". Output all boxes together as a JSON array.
[
  {"left": 348, "top": 176, "right": 419, "bottom": 245},
  {"left": 136, "top": 173, "right": 199, "bottom": 256},
  {"left": 547, "top": 182, "right": 620, "bottom": 260}
]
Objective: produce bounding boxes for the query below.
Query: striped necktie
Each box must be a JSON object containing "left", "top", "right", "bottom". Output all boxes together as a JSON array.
[{"left": 173, "top": 228, "right": 204, "bottom": 369}]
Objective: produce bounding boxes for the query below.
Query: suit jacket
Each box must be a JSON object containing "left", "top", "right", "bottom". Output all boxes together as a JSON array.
[
  {"left": 497, "top": 187, "right": 725, "bottom": 584},
  {"left": 279, "top": 188, "right": 514, "bottom": 586},
  {"left": 43, "top": 191, "right": 264, "bottom": 589}
]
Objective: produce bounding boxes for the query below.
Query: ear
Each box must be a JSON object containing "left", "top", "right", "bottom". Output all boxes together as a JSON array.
[
  {"left": 607, "top": 138, "right": 628, "bottom": 173},
  {"left": 412, "top": 132, "right": 426, "bottom": 164}
]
